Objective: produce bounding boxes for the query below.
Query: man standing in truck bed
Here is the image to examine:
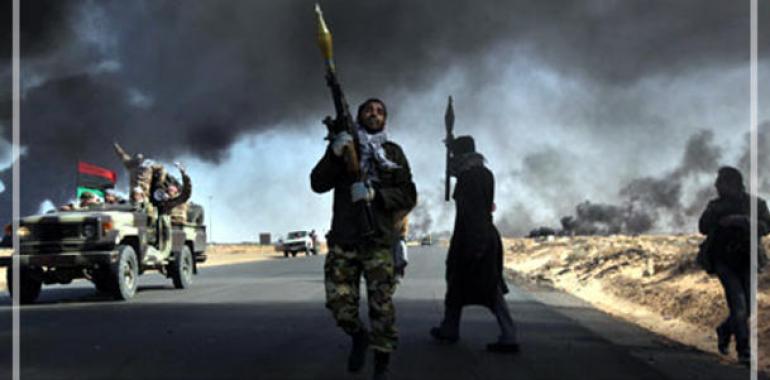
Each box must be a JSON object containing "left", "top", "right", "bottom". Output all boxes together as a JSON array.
[
  {"left": 164, "top": 175, "right": 191, "bottom": 225},
  {"left": 150, "top": 163, "right": 192, "bottom": 249},
  {"left": 311, "top": 98, "right": 417, "bottom": 379},
  {"left": 114, "top": 142, "right": 165, "bottom": 218}
]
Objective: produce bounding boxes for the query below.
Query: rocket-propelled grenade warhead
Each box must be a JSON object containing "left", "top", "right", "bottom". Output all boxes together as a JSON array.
[
  {"left": 444, "top": 96, "right": 455, "bottom": 202},
  {"left": 315, "top": 4, "right": 335, "bottom": 72},
  {"left": 445, "top": 96, "right": 455, "bottom": 135}
]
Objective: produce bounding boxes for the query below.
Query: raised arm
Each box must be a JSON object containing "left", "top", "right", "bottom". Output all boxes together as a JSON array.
[
  {"left": 165, "top": 165, "right": 192, "bottom": 210},
  {"left": 113, "top": 142, "right": 131, "bottom": 163}
]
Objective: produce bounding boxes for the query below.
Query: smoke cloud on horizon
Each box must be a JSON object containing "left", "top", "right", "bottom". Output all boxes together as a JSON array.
[{"left": 1, "top": 1, "right": 769, "bottom": 240}]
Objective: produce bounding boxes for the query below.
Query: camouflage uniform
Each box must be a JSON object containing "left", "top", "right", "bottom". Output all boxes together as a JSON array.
[
  {"left": 170, "top": 202, "right": 189, "bottom": 225},
  {"left": 114, "top": 143, "right": 151, "bottom": 194},
  {"left": 311, "top": 134, "right": 417, "bottom": 355},
  {"left": 138, "top": 165, "right": 163, "bottom": 221},
  {"left": 150, "top": 169, "right": 192, "bottom": 254},
  {"left": 114, "top": 143, "right": 163, "bottom": 218},
  {"left": 325, "top": 244, "right": 398, "bottom": 352},
  {"left": 164, "top": 170, "right": 190, "bottom": 225}
]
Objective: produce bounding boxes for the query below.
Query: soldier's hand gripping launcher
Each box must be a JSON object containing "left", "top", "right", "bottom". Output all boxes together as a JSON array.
[
  {"left": 444, "top": 96, "right": 455, "bottom": 201},
  {"left": 315, "top": 4, "right": 375, "bottom": 236}
]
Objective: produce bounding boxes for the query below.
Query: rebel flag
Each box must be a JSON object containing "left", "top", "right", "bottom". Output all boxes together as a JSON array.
[{"left": 77, "top": 161, "right": 117, "bottom": 199}]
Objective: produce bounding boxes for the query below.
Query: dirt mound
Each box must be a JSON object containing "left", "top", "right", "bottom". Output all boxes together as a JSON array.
[{"left": 504, "top": 235, "right": 770, "bottom": 373}]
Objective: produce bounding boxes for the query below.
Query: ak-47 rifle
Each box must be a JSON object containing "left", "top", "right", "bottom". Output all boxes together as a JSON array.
[
  {"left": 315, "top": 4, "right": 375, "bottom": 235},
  {"left": 444, "top": 96, "right": 455, "bottom": 201}
]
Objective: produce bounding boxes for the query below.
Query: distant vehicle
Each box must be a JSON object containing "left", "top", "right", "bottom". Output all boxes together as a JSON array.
[
  {"left": 0, "top": 203, "right": 207, "bottom": 303},
  {"left": 282, "top": 230, "right": 317, "bottom": 258},
  {"left": 420, "top": 235, "right": 433, "bottom": 246}
]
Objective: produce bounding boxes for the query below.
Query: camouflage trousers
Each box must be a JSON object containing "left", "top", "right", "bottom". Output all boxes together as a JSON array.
[
  {"left": 156, "top": 214, "right": 172, "bottom": 256},
  {"left": 170, "top": 202, "right": 188, "bottom": 225},
  {"left": 324, "top": 244, "right": 398, "bottom": 352}
]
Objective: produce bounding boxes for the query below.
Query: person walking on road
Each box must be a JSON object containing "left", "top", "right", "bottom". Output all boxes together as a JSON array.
[
  {"left": 698, "top": 166, "right": 770, "bottom": 365},
  {"left": 311, "top": 98, "right": 417, "bottom": 379},
  {"left": 430, "top": 135, "right": 520, "bottom": 353}
]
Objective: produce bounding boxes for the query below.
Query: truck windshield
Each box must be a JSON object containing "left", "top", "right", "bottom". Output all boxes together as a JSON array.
[{"left": 287, "top": 231, "right": 307, "bottom": 239}]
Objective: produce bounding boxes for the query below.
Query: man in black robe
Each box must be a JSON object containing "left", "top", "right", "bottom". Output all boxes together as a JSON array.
[
  {"left": 430, "top": 136, "right": 519, "bottom": 353},
  {"left": 698, "top": 166, "right": 770, "bottom": 365}
]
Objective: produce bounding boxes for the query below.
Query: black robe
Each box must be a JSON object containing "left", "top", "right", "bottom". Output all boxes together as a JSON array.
[{"left": 445, "top": 163, "right": 507, "bottom": 309}]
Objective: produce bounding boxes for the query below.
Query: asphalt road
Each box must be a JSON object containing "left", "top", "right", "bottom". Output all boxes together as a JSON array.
[{"left": 0, "top": 246, "right": 758, "bottom": 380}]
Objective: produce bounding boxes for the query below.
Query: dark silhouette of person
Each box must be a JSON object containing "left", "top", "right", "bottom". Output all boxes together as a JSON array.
[
  {"left": 430, "top": 135, "right": 519, "bottom": 353},
  {"left": 698, "top": 166, "right": 770, "bottom": 365}
]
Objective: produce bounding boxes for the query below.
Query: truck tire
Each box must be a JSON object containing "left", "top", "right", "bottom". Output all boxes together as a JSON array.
[
  {"left": 291, "top": 251, "right": 297, "bottom": 258},
  {"left": 6, "top": 266, "right": 42, "bottom": 304},
  {"left": 305, "top": 248, "right": 310, "bottom": 256},
  {"left": 284, "top": 251, "right": 289, "bottom": 258},
  {"left": 110, "top": 244, "right": 138, "bottom": 300},
  {"left": 170, "top": 245, "right": 193, "bottom": 289}
]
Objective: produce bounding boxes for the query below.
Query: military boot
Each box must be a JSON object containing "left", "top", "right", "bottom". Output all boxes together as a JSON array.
[
  {"left": 347, "top": 330, "right": 369, "bottom": 373},
  {"left": 373, "top": 351, "right": 390, "bottom": 380}
]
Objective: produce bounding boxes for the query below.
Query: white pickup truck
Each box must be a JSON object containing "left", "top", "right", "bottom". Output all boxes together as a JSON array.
[{"left": 280, "top": 231, "right": 317, "bottom": 258}]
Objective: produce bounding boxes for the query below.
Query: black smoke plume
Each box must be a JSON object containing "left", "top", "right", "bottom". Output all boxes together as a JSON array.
[
  {"left": 512, "top": 129, "right": 729, "bottom": 236},
  {"left": 738, "top": 122, "right": 770, "bottom": 194},
  {"left": 0, "top": 1, "right": 764, "bottom": 218}
]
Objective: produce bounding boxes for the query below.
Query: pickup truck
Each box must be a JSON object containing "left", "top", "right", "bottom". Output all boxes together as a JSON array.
[
  {"left": 0, "top": 203, "right": 206, "bottom": 303},
  {"left": 280, "top": 230, "right": 317, "bottom": 258}
]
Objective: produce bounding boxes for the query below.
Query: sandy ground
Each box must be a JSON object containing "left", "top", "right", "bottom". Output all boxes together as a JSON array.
[
  {"left": 503, "top": 235, "right": 770, "bottom": 373},
  {"left": 200, "top": 243, "right": 309, "bottom": 266},
  {"left": 0, "top": 244, "right": 314, "bottom": 291}
]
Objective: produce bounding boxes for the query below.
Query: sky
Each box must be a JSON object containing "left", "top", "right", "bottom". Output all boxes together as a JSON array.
[{"left": 1, "top": 0, "right": 769, "bottom": 242}]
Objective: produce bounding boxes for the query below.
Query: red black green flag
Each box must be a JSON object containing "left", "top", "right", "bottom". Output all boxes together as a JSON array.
[{"left": 77, "top": 161, "right": 117, "bottom": 199}]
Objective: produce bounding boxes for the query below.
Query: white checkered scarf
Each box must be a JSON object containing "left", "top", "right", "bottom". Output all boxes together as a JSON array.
[{"left": 356, "top": 124, "right": 400, "bottom": 182}]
